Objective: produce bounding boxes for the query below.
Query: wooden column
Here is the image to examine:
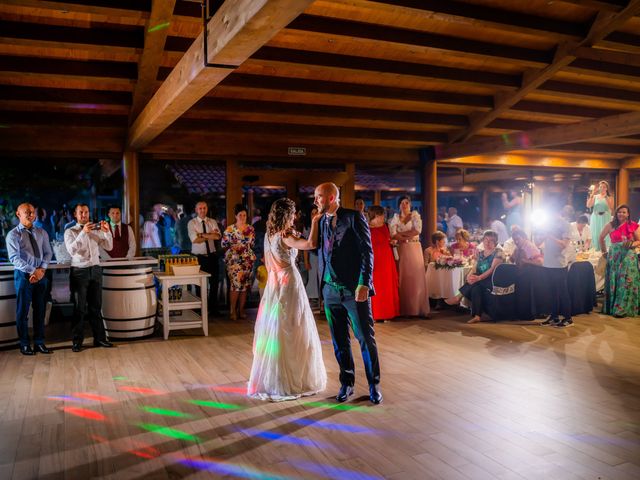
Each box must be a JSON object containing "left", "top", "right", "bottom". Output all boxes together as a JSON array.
[
  {"left": 422, "top": 159, "right": 437, "bottom": 245},
  {"left": 341, "top": 163, "right": 356, "bottom": 209},
  {"left": 374, "top": 190, "right": 382, "bottom": 206},
  {"left": 122, "top": 150, "right": 140, "bottom": 256},
  {"left": 618, "top": 166, "right": 630, "bottom": 206},
  {"left": 226, "top": 159, "right": 242, "bottom": 225}
]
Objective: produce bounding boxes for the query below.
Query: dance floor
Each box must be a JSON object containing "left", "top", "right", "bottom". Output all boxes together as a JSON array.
[{"left": 1, "top": 308, "right": 639, "bottom": 480}]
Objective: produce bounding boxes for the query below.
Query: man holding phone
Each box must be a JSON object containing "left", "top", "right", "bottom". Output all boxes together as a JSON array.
[{"left": 64, "top": 204, "right": 114, "bottom": 351}]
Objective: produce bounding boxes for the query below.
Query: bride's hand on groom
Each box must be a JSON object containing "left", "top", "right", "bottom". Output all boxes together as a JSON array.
[
  {"left": 311, "top": 213, "right": 323, "bottom": 223},
  {"left": 355, "top": 285, "right": 369, "bottom": 302}
]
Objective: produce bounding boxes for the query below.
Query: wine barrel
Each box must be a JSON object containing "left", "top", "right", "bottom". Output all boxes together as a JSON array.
[
  {"left": 0, "top": 269, "right": 18, "bottom": 348},
  {"left": 102, "top": 265, "right": 156, "bottom": 339}
]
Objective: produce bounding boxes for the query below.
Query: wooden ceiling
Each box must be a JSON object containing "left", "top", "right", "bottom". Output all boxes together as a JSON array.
[{"left": 0, "top": 0, "right": 639, "bottom": 168}]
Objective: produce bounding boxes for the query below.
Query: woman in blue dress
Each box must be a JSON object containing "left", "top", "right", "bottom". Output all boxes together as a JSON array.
[{"left": 587, "top": 180, "right": 614, "bottom": 252}]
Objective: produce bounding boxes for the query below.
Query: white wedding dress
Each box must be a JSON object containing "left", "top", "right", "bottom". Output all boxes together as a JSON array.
[{"left": 247, "top": 233, "right": 327, "bottom": 401}]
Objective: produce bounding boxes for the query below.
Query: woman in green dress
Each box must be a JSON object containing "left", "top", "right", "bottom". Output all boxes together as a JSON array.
[
  {"left": 599, "top": 205, "right": 640, "bottom": 318},
  {"left": 587, "top": 180, "right": 614, "bottom": 252}
]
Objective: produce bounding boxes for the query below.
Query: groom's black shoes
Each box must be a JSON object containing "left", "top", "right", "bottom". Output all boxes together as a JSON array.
[
  {"left": 369, "top": 384, "right": 383, "bottom": 404},
  {"left": 336, "top": 385, "right": 354, "bottom": 403}
]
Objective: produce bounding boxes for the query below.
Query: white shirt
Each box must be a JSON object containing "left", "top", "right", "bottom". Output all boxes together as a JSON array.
[
  {"left": 447, "top": 214, "right": 463, "bottom": 239},
  {"left": 100, "top": 223, "right": 136, "bottom": 259},
  {"left": 569, "top": 222, "right": 591, "bottom": 251},
  {"left": 64, "top": 224, "right": 113, "bottom": 268},
  {"left": 490, "top": 220, "right": 509, "bottom": 245},
  {"left": 188, "top": 216, "right": 220, "bottom": 255},
  {"left": 389, "top": 211, "right": 422, "bottom": 240}
]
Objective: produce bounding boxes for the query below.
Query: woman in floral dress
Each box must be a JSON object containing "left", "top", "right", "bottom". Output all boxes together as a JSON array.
[
  {"left": 222, "top": 204, "right": 256, "bottom": 320},
  {"left": 599, "top": 204, "right": 640, "bottom": 318}
]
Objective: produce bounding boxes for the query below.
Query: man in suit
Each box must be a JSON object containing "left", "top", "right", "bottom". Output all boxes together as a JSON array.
[
  {"left": 100, "top": 206, "right": 136, "bottom": 259},
  {"left": 315, "top": 182, "right": 382, "bottom": 404}
]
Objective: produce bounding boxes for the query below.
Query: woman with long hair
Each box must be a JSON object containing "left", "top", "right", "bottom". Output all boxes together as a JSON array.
[
  {"left": 221, "top": 204, "right": 256, "bottom": 320},
  {"left": 389, "top": 195, "right": 430, "bottom": 317},
  {"left": 247, "top": 198, "right": 326, "bottom": 401},
  {"left": 587, "top": 180, "right": 614, "bottom": 251},
  {"left": 368, "top": 205, "right": 400, "bottom": 321},
  {"left": 599, "top": 204, "right": 640, "bottom": 318}
]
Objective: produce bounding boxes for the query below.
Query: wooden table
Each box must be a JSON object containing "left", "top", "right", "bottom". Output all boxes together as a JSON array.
[{"left": 155, "top": 272, "right": 210, "bottom": 340}]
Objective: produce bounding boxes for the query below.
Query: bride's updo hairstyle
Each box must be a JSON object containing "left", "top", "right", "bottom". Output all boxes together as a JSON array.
[{"left": 267, "top": 198, "right": 296, "bottom": 237}]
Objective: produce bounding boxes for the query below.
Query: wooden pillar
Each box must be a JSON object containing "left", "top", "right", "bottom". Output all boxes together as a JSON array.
[
  {"left": 422, "top": 159, "right": 437, "bottom": 245},
  {"left": 341, "top": 163, "right": 356, "bottom": 208},
  {"left": 618, "top": 166, "right": 630, "bottom": 206},
  {"left": 226, "top": 159, "right": 242, "bottom": 225},
  {"left": 481, "top": 189, "right": 489, "bottom": 227},
  {"left": 122, "top": 150, "right": 140, "bottom": 256},
  {"left": 373, "top": 190, "right": 382, "bottom": 206}
]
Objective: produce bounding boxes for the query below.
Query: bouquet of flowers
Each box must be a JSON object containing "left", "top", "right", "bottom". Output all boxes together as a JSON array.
[{"left": 434, "top": 256, "right": 465, "bottom": 270}]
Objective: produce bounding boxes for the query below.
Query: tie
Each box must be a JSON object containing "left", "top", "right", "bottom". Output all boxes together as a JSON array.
[
  {"left": 27, "top": 228, "right": 41, "bottom": 259},
  {"left": 202, "top": 220, "right": 211, "bottom": 254},
  {"left": 115, "top": 224, "right": 120, "bottom": 240}
]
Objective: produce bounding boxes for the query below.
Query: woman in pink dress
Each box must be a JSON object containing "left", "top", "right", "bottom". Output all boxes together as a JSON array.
[
  {"left": 368, "top": 206, "right": 400, "bottom": 321},
  {"left": 389, "top": 196, "right": 430, "bottom": 317}
]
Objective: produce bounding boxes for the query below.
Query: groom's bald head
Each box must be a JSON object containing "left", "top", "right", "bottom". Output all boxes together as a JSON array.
[{"left": 314, "top": 182, "right": 340, "bottom": 213}]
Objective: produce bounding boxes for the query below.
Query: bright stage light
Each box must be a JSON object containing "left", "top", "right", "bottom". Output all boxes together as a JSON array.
[{"left": 530, "top": 209, "right": 549, "bottom": 229}]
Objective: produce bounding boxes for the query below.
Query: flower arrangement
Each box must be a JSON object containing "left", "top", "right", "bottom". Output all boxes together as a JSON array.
[{"left": 434, "top": 256, "right": 465, "bottom": 270}]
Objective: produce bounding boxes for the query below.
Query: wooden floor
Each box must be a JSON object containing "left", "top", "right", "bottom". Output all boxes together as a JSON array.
[{"left": 1, "top": 307, "right": 639, "bottom": 480}]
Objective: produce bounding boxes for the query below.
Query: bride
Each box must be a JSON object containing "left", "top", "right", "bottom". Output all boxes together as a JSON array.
[{"left": 247, "top": 198, "right": 327, "bottom": 401}]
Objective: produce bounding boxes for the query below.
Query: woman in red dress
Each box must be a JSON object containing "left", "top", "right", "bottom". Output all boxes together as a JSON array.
[{"left": 368, "top": 206, "right": 400, "bottom": 321}]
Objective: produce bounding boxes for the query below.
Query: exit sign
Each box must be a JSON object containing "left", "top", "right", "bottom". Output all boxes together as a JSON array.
[{"left": 288, "top": 147, "right": 306, "bottom": 156}]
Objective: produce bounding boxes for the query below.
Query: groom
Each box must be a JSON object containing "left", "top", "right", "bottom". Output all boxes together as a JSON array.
[{"left": 315, "top": 182, "right": 382, "bottom": 404}]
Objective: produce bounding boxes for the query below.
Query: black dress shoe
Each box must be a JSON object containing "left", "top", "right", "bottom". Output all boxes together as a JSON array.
[
  {"left": 20, "top": 345, "right": 35, "bottom": 356},
  {"left": 34, "top": 344, "right": 53, "bottom": 354},
  {"left": 72, "top": 343, "right": 82, "bottom": 352},
  {"left": 336, "top": 385, "right": 354, "bottom": 403},
  {"left": 369, "top": 384, "right": 383, "bottom": 405},
  {"left": 93, "top": 340, "right": 114, "bottom": 348}
]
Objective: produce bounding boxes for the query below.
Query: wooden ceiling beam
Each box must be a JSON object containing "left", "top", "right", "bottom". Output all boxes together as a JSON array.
[
  {"left": 554, "top": 0, "right": 626, "bottom": 13},
  {"left": 435, "top": 110, "right": 640, "bottom": 160},
  {"left": 438, "top": 154, "right": 620, "bottom": 170},
  {"left": 448, "top": 0, "right": 640, "bottom": 143},
  {"left": 0, "top": 0, "right": 150, "bottom": 21},
  {"left": 0, "top": 55, "right": 137, "bottom": 79},
  {"left": 127, "top": 0, "right": 314, "bottom": 150},
  {"left": 129, "top": 0, "right": 177, "bottom": 121},
  {"left": 574, "top": 46, "right": 640, "bottom": 67}
]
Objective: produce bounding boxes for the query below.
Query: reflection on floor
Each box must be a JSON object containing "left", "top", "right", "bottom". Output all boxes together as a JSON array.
[{"left": 0, "top": 307, "right": 639, "bottom": 479}]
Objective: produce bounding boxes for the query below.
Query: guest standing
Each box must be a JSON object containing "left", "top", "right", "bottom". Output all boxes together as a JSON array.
[
  {"left": 599, "top": 205, "right": 640, "bottom": 318},
  {"left": 502, "top": 189, "right": 524, "bottom": 230},
  {"left": 389, "top": 196, "right": 430, "bottom": 317},
  {"left": 587, "top": 181, "right": 614, "bottom": 251},
  {"left": 6, "top": 203, "right": 53, "bottom": 355},
  {"left": 446, "top": 207, "right": 463, "bottom": 241},
  {"left": 100, "top": 206, "right": 136, "bottom": 259},
  {"left": 368, "top": 205, "right": 399, "bottom": 322},
  {"left": 64, "top": 204, "right": 113, "bottom": 351},
  {"left": 141, "top": 211, "right": 161, "bottom": 249},
  {"left": 222, "top": 204, "right": 256, "bottom": 320},
  {"left": 188, "top": 201, "right": 222, "bottom": 316}
]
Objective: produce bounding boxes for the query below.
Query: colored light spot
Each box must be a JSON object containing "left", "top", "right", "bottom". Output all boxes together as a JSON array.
[
  {"left": 118, "top": 386, "right": 165, "bottom": 395},
  {"left": 302, "top": 401, "right": 375, "bottom": 412},
  {"left": 73, "top": 392, "right": 115, "bottom": 403},
  {"left": 129, "top": 444, "right": 161, "bottom": 459},
  {"left": 291, "top": 418, "right": 378, "bottom": 434},
  {"left": 188, "top": 399, "right": 243, "bottom": 410},
  {"left": 62, "top": 406, "right": 106, "bottom": 421},
  {"left": 112, "top": 376, "right": 127, "bottom": 381},
  {"left": 141, "top": 406, "right": 194, "bottom": 418},
  {"left": 47, "top": 395, "right": 91, "bottom": 404},
  {"left": 238, "top": 428, "right": 323, "bottom": 447},
  {"left": 501, "top": 133, "right": 511, "bottom": 146},
  {"left": 90, "top": 434, "right": 108, "bottom": 443},
  {"left": 290, "top": 460, "right": 383, "bottom": 480},
  {"left": 255, "top": 335, "right": 279, "bottom": 359},
  {"left": 177, "top": 455, "right": 297, "bottom": 479},
  {"left": 138, "top": 423, "right": 199, "bottom": 442},
  {"left": 148, "top": 21, "right": 170, "bottom": 33},
  {"left": 193, "top": 385, "right": 247, "bottom": 394}
]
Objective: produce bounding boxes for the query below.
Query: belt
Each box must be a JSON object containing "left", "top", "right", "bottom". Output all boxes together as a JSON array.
[
  {"left": 597, "top": 211, "right": 606, "bottom": 215},
  {"left": 399, "top": 239, "right": 420, "bottom": 244}
]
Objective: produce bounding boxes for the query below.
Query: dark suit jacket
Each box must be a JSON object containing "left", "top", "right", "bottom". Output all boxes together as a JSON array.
[{"left": 317, "top": 207, "right": 375, "bottom": 295}]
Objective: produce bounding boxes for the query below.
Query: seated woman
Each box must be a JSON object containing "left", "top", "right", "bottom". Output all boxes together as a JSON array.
[
  {"left": 446, "top": 230, "right": 504, "bottom": 323},
  {"left": 449, "top": 229, "right": 476, "bottom": 260},
  {"left": 599, "top": 204, "right": 640, "bottom": 318},
  {"left": 423, "top": 230, "right": 450, "bottom": 265},
  {"left": 511, "top": 229, "right": 543, "bottom": 266}
]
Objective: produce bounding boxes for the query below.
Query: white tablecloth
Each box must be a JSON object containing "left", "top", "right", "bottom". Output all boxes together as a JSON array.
[{"left": 426, "top": 263, "right": 472, "bottom": 299}]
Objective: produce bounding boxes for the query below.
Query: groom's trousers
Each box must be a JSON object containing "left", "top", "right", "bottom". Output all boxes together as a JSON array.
[{"left": 323, "top": 284, "right": 380, "bottom": 387}]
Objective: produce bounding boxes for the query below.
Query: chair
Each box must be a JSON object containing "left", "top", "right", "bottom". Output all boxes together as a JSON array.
[
  {"left": 484, "top": 263, "right": 518, "bottom": 321},
  {"left": 567, "top": 261, "right": 596, "bottom": 316}
]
